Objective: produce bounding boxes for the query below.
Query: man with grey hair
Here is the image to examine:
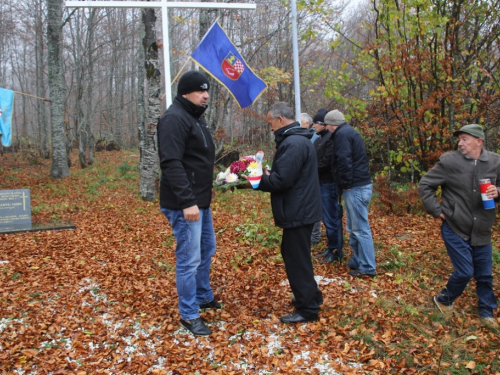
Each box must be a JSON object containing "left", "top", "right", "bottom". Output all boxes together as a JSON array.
[
  {"left": 256, "top": 102, "right": 323, "bottom": 323},
  {"left": 300, "top": 112, "right": 319, "bottom": 143},
  {"left": 418, "top": 124, "right": 500, "bottom": 328},
  {"left": 301, "top": 112, "right": 321, "bottom": 245}
]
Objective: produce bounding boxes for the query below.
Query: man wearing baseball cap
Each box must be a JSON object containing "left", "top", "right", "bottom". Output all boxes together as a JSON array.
[
  {"left": 157, "top": 70, "right": 221, "bottom": 336},
  {"left": 418, "top": 124, "right": 500, "bottom": 328}
]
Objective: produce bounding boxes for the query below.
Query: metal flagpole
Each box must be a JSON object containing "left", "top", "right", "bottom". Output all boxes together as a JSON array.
[{"left": 290, "top": 0, "right": 301, "bottom": 121}]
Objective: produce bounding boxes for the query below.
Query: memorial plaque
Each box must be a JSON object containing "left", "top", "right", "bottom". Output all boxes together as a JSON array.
[{"left": 0, "top": 189, "right": 32, "bottom": 233}]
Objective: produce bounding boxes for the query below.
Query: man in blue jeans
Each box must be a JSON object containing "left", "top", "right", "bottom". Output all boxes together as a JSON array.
[
  {"left": 157, "top": 71, "right": 221, "bottom": 336},
  {"left": 325, "top": 110, "right": 376, "bottom": 277},
  {"left": 418, "top": 124, "right": 500, "bottom": 328}
]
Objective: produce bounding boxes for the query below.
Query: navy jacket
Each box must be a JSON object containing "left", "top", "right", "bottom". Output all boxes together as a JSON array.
[
  {"left": 330, "top": 123, "right": 371, "bottom": 190},
  {"left": 313, "top": 129, "right": 334, "bottom": 184},
  {"left": 157, "top": 95, "right": 215, "bottom": 210},
  {"left": 258, "top": 122, "right": 322, "bottom": 228}
]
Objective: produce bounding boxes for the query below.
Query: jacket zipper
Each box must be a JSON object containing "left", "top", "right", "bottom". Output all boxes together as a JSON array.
[{"left": 197, "top": 122, "right": 208, "bottom": 147}]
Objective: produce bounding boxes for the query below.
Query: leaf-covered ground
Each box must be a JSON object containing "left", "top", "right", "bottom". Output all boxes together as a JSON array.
[{"left": 1, "top": 150, "right": 499, "bottom": 374}]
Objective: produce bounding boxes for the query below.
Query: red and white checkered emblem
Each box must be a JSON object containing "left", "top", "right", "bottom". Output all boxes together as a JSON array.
[
  {"left": 222, "top": 52, "right": 245, "bottom": 80},
  {"left": 233, "top": 60, "right": 244, "bottom": 74}
]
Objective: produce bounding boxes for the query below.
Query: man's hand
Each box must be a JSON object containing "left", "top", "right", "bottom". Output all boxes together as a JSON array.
[
  {"left": 184, "top": 205, "right": 200, "bottom": 221},
  {"left": 239, "top": 174, "right": 253, "bottom": 189},
  {"left": 439, "top": 213, "right": 446, "bottom": 220},
  {"left": 485, "top": 185, "right": 499, "bottom": 199}
]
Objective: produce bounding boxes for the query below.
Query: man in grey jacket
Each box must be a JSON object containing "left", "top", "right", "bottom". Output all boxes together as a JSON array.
[{"left": 418, "top": 124, "right": 500, "bottom": 328}]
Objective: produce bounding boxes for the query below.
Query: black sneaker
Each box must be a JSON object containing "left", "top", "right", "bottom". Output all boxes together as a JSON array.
[
  {"left": 180, "top": 318, "right": 211, "bottom": 336},
  {"left": 280, "top": 311, "right": 318, "bottom": 324},
  {"left": 199, "top": 299, "right": 222, "bottom": 309},
  {"left": 348, "top": 269, "right": 375, "bottom": 278},
  {"left": 319, "top": 252, "right": 342, "bottom": 263}
]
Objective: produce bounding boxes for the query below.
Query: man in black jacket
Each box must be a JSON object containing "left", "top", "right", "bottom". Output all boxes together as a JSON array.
[
  {"left": 157, "top": 71, "right": 221, "bottom": 336},
  {"left": 312, "top": 108, "right": 344, "bottom": 263},
  {"left": 257, "top": 102, "right": 323, "bottom": 323},
  {"left": 325, "top": 110, "right": 376, "bottom": 277}
]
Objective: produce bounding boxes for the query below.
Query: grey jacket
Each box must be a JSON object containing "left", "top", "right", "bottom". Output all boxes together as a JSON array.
[{"left": 418, "top": 149, "right": 500, "bottom": 246}]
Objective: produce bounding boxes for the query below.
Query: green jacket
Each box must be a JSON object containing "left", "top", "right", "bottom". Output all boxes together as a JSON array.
[{"left": 418, "top": 149, "right": 500, "bottom": 246}]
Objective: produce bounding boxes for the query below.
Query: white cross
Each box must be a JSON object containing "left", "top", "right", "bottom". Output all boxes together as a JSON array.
[{"left": 66, "top": 1, "right": 256, "bottom": 107}]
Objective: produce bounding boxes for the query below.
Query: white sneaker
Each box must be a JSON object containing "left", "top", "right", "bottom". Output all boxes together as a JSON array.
[
  {"left": 433, "top": 296, "right": 453, "bottom": 317},
  {"left": 480, "top": 317, "right": 499, "bottom": 329}
]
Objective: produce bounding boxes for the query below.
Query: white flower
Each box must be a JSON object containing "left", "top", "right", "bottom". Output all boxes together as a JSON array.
[
  {"left": 225, "top": 173, "right": 239, "bottom": 183},
  {"left": 216, "top": 171, "right": 227, "bottom": 181}
]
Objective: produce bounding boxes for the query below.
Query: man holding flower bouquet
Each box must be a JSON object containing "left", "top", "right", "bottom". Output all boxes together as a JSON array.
[
  {"left": 256, "top": 102, "right": 324, "bottom": 324},
  {"left": 157, "top": 71, "right": 221, "bottom": 336}
]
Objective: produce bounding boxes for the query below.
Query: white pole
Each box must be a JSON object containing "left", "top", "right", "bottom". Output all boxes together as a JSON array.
[
  {"left": 161, "top": 4, "right": 173, "bottom": 106},
  {"left": 290, "top": 0, "right": 301, "bottom": 121}
]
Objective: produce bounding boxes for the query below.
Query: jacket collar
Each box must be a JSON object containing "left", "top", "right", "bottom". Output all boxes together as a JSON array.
[
  {"left": 318, "top": 128, "right": 329, "bottom": 137},
  {"left": 175, "top": 94, "right": 208, "bottom": 118},
  {"left": 462, "top": 147, "right": 489, "bottom": 162}
]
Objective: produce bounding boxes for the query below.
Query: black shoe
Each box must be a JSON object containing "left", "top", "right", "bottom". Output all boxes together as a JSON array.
[
  {"left": 291, "top": 297, "right": 323, "bottom": 306},
  {"left": 319, "top": 252, "right": 341, "bottom": 263},
  {"left": 348, "top": 269, "right": 375, "bottom": 278},
  {"left": 280, "top": 311, "right": 318, "bottom": 324},
  {"left": 314, "top": 249, "right": 331, "bottom": 258},
  {"left": 180, "top": 318, "right": 212, "bottom": 336},
  {"left": 199, "top": 299, "right": 222, "bottom": 309}
]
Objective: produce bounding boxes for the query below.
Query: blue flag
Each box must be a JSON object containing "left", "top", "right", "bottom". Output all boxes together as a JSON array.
[
  {"left": 0, "top": 87, "right": 14, "bottom": 147},
  {"left": 191, "top": 22, "right": 267, "bottom": 108}
]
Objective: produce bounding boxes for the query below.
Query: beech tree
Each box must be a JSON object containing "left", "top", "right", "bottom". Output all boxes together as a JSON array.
[
  {"left": 47, "top": 0, "right": 69, "bottom": 178},
  {"left": 138, "top": 6, "right": 160, "bottom": 201}
]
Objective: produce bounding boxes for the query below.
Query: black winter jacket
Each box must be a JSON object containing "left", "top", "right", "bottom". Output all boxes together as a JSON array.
[
  {"left": 330, "top": 123, "right": 371, "bottom": 190},
  {"left": 157, "top": 95, "right": 215, "bottom": 210},
  {"left": 313, "top": 129, "right": 334, "bottom": 183},
  {"left": 258, "top": 122, "right": 322, "bottom": 228}
]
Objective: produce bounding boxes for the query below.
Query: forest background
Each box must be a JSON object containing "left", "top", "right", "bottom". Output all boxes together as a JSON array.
[
  {"left": 1, "top": 0, "right": 500, "bottom": 191},
  {"left": 1, "top": 0, "right": 500, "bottom": 373}
]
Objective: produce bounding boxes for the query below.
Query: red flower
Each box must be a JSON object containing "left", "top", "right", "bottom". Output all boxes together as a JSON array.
[
  {"left": 230, "top": 161, "right": 247, "bottom": 174},
  {"left": 243, "top": 157, "right": 256, "bottom": 164}
]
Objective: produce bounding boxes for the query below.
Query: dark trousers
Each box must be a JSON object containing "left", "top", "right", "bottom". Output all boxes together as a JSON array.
[
  {"left": 320, "top": 182, "right": 343, "bottom": 256},
  {"left": 437, "top": 221, "right": 497, "bottom": 318},
  {"left": 282, "top": 224, "right": 322, "bottom": 319}
]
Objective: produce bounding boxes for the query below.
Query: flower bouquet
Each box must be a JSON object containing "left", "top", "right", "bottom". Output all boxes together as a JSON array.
[{"left": 215, "top": 151, "right": 267, "bottom": 191}]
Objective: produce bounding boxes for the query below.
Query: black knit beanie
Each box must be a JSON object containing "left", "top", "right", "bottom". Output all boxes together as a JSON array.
[
  {"left": 313, "top": 108, "right": 328, "bottom": 124},
  {"left": 177, "top": 71, "right": 210, "bottom": 95}
]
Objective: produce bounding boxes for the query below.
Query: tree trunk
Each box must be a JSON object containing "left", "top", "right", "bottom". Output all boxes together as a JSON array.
[
  {"left": 47, "top": 0, "right": 69, "bottom": 178},
  {"left": 138, "top": 7, "right": 160, "bottom": 201}
]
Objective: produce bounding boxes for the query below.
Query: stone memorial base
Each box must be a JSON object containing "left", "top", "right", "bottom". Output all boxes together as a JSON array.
[{"left": 0, "top": 220, "right": 76, "bottom": 234}]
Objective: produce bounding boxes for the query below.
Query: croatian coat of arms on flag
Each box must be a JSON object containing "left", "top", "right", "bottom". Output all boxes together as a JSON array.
[{"left": 222, "top": 52, "right": 245, "bottom": 80}]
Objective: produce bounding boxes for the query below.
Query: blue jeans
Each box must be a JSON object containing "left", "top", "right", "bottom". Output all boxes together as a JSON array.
[
  {"left": 320, "top": 182, "right": 343, "bottom": 257},
  {"left": 160, "top": 207, "right": 216, "bottom": 320},
  {"left": 437, "top": 221, "right": 497, "bottom": 318},
  {"left": 343, "top": 184, "right": 376, "bottom": 274}
]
